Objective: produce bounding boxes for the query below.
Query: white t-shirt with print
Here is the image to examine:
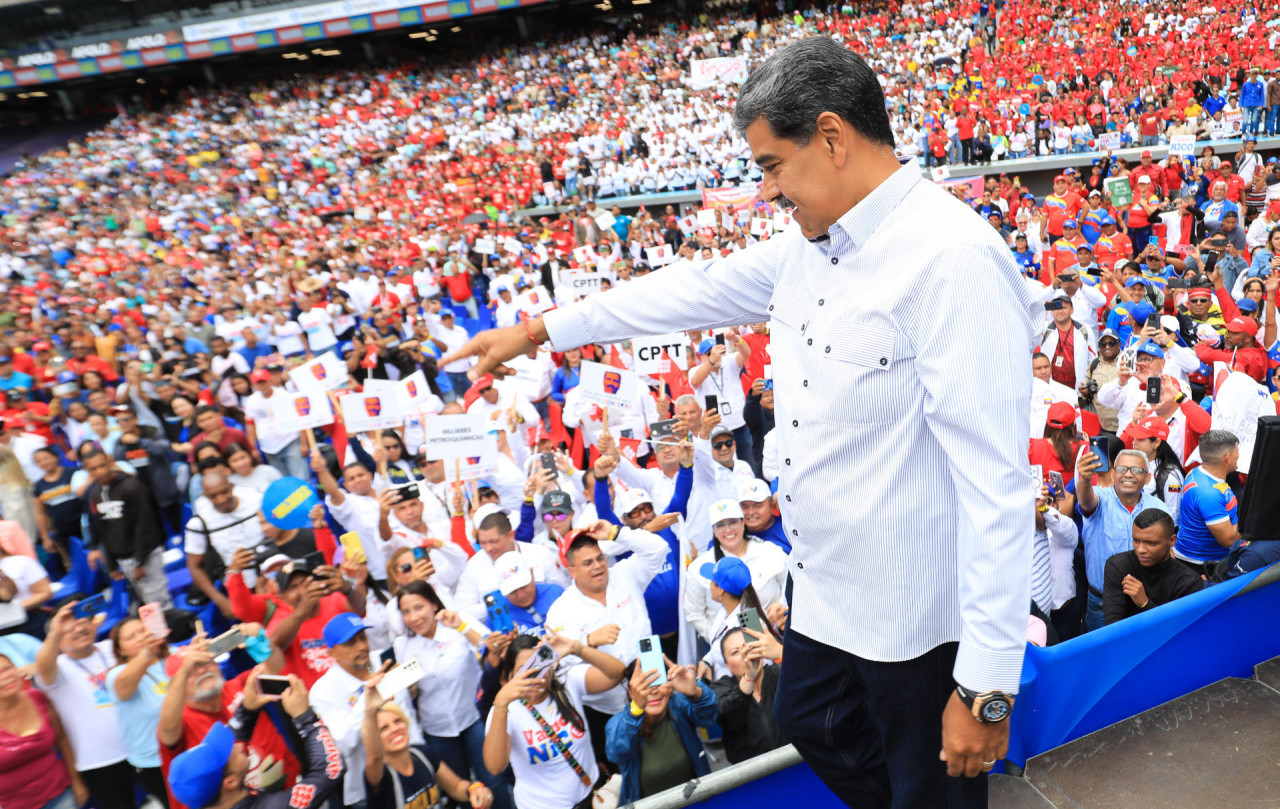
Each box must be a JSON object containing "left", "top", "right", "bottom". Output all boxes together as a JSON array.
[
  {"left": 272, "top": 320, "right": 307, "bottom": 356},
  {"left": 488, "top": 664, "right": 597, "bottom": 809},
  {"left": 297, "top": 308, "right": 338, "bottom": 351},
  {"left": 0, "top": 553, "right": 48, "bottom": 602},
  {"left": 36, "top": 641, "right": 127, "bottom": 770}
]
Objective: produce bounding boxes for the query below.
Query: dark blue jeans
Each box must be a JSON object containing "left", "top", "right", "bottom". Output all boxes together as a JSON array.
[
  {"left": 422, "top": 719, "right": 513, "bottom": 809},
  {"left": 773, "top": 631, "right": 987, "bottom": 809}
]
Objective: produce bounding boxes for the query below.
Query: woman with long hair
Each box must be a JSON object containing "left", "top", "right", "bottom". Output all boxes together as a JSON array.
[
  {"left": 549, "top": 347, "right": 582, "bottom": 407},
  {"left": 483, "top": 633, "right": 625, "bottom": 809},
  {"left": 393, "top": 580, "right": 513, "bottom": 809},
  {"left": 1029, "top": 402, "right": 1085, "bottom": 485},
  {"left": 0, "top": 446, "right": 38, "bottom": 548},
  {"left": 1128, "top": 415, "right": 1185, "bottom": 523},
  {"left": 224, "top": 442, "right": 282, "bottom": 493},
  {"left": 604, "top": 656, "right": 717, "bottom": 803},
  {"left": 693, "top": 556, "right": 781, "bottom": 681},
  {"left": 106, "top": 617, "right": 170, "bottom": 808},
  {"left": 684, "top": 500, "right": 788, "bottom": 641},
  {"left": 0, "top": 652, "right": 87, "bottom": 809}
]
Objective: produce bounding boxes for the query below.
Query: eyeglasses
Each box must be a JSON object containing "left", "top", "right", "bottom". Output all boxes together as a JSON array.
[
  {"left": 542, "top": 512, "right": 570, "bottom": 522},
  {"left": 1114, "top": 465, "right": 1147, "bottom": 476},
  {"left": 711, "top": 440, "right": 735, "bottom": 450},
  {"left": 1099, "top": 340, "right": 1120, "bottom": 347}
]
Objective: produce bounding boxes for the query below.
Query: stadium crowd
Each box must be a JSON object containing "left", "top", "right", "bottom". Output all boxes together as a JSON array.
[{"left": 2, "top": 0, "right": 1280, "bottom": 808}]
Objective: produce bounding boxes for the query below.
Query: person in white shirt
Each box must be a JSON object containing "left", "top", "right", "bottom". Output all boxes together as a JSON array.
[
  {"left": 310, "top": 613, "right": 423, "bottom": 809},
  {"left": 543, "top": 520, "right": 670, "bottom": 759},
  {"left": 689, "top": 333, "right": 752, "bottom": 462},
  {"left": 465, "top": 374, "right": 542, "bottom": 447},
  {"left": 297, "top": 302, "right": 339, "bottom": 355},
  {"left": 243, "top": 371, "right": 308, "bottom": 481},
  {"left": 34, "top": 603, "right": 132, "bottom": 809},
  {"left": 392, "top": 580, "right": 514, "bottom": 809},
  {"left": 1095, "top": 342, "right": 1192, "bottom": 429},
  {"left": 270, "top": 312, "right": 308, "bottom": 358},
  {"left": 311, "top": 451, "right": 395, "bottom": 582},
  {"left": 500, "top": 347, "right": 558, "bottom": 427},
  {"left": 684, "top": 500, "right": 788, "bottom": 641},
  {"left": 434, "top": 311, "right": 476, "bottom": 397},
  {"left": 453, "top": 504, "right": 568, "bottom": 612},
  {"left": 208, "top": 336, "right": 250, "bottom": 409},
  {"left": 483, "top": 633, "right": 626, "bottom": 809},
  {"left": 184, "top": 472, "right": 268, "bottom": 620},
  {"left": 387, "top": 496, "right": 469, "bottom": 602}
]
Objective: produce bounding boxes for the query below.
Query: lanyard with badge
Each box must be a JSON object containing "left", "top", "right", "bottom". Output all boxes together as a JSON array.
[
  {"left": 69, "top": 650, "right": 112, "bottom": 707},
  {"left": 707, "top": 365, "right": 731, "bottom": 416}
]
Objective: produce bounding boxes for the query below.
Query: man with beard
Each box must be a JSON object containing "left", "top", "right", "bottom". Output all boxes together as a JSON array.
[{"left": 159, "top": 629, "right": 299, "bottom": 809}]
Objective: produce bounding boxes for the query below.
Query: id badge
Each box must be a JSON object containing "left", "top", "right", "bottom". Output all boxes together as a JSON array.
[
  {"left": 1054, "top": 356, "right": 1064, "bottom": 367},
  {"left": 719, "top": 402, "right": 733, "bottom": 416}
]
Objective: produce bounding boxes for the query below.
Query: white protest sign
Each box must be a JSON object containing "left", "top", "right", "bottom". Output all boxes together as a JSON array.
[
  {"left": 721, "top": 211, "right": 735, "bottom": 230},
  {"left": 518, "top": 287, "right": 555, "bottom": 314},
  {"left": 423, "top": 413, "right": 492, "bottom": 460},
  {"left": 773, "top": 210, "right": 793, "bottom": 231},
  {"left": 443, "top": 450, "right": 500, "bottom": 482},
  {"left": 290, "top": 352, "right": 349, "bottom": 392},
  {"left": 542, "top": 181, "right": 557, "bottom": 197},
  {"left": 577, "top": 360, "right": 639, "bottom": 410},
  {"left": 269, "top": 390, "right": 335, "bottom": 432},
  {"left": 474, "top": 237, "right": 497, "bottom": 255},
  {"left": 632, "top": 332, "right": 689, "bottom": 374},
  {"left": 572, "top": 245, "right": 596, "bottom": 264},
  {"left": 340, "top": 390, "right": 405, "bottom": 433},
  {"left": 697, "top": 209, "right": 718, "bottom": 228},
  {"left": 678, "top": 215, "right": 697, "bottom": 235},
  {"left": 595, "top": 212, "right": 617, "bottom": 229},
  {"left": 750, "top": 217, "right": 771, "bottom": 236},
  {"left": 363, "top": 377, "right": 406, "bottom": 411},
  {"left": 1096, "top": 131, "right": 1122, "bottom": 151},
  {"left": 735, "top": 208, "right": 752, "bottom": 226},
  {"left": 930, "top": 165, "right": 951, "bottom": 182},
  {"left": 1168, "top": 134, "right": 1196, "bottom": 159},
  {"left": 400, "top": 370, "right": 435, "bottom": 410},
  {"left": 689, "top": 56, "right": 749, "bottom": 90},
  {"left": 645, "top": 244, "right": 674, "bottom": 266},
  {"left": 504, "top": 238, "right": 522, "bottom": 255},
  {"left": 560, "top": 271, "right": 606, "bottom": 297},
  {"left": 354, "top": 206, "right": 374, "bottom": 221}
]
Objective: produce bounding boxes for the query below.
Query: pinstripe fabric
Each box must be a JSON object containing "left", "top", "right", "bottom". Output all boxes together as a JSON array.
[{"left": 543, "top": 163, "right": 1040, "bottom": 692}]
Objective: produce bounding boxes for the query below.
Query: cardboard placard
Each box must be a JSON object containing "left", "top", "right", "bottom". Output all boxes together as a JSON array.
[
  {"left": 269, "top": 390, "right": 336, "bottom": 432},
  {"left": 577, "top": 360, "right": 638, "bottom": 410},
  {"left": 474, "top": 237, "right": 497, "bottom": 255},
  {"left": 1104, "top": 176, "right": 1132, "bottom": 208},
  {"left": 696, "top": 209, "right": 718, "bottom": 228},
  {"left": 400, "top": 370, "right": 435, "bottom": 410},
  {"left": 596, "top": 212, "right": 617, "bottom": 229},
  {"left": 644, "top": 244, "right": 674, "bottom": 266},
  {"left": 773, "top": 211, "right": 793, "bottom": 231},
  {"left": 560, "top": 271, "right": 606, "bottom": 296},
  {"left": 632, "top": 333, "right": 690, "bottom": 374},
  {"left": 290, "top": 352, "right": 349, "bottom": 392},
  {"left": 422, "top": 413, "right": 492, "bottom": 460},
  {"left": 340, "top": 391, "right": 405, "bottom": 433},
  {"left": 1168, "top": 134, "right": 1196, "bottom": 159},
  {"left": 750, "top": 217, "right": 772, "bottom": 236}
]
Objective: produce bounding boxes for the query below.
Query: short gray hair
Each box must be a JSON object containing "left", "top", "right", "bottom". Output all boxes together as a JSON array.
[
  {"left": 674, "top": 394, "right": 700, "bottom": 410},
  {"left": 1116, "top": 449, "right": 1148, "bottom": 470},
  {"left": 732, "top": 37, "right": 895, "bottom": 148},
  {"left": 1199, "top": 430, "right": 1239, "bottom": 465}
]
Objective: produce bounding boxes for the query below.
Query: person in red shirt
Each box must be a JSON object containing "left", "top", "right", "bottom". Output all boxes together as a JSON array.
[
  {"left": 1041, "top": 175, "right": 1084, "bottom": 243},
  {"left": 65, "top": 341, "right": 119, "bottom": 382},
  {"left": 157, "top": 630, "right": 302, "bottom": 809},
  {"left": 188, "top": 405, "right": 252, "bottom": 465},
  {"left": 226, "top": 550, "right": 359, "bottom": 685},
  {"left": 0, "top": 390, "right": 54, "bottom": 441},
  {"left": 738, "top": 323, "right": 772, "bottom": 392},
  {"left": 956, "top": 112, "right": 976, "bottom": 163},
  {"left": 927, "top": 127, "right": 949, "bottom": 166},
  {"left": 1194, "top": 318, "right": 1269, "bottom": 382},
  {"left": 1138, "top": 102, "right": 1162, "bottom": 146},
  {"left": 1045, "top": 219, "right": 1088, "bottom": 280},
  {"left": 28, "top": 341, "right": 56, "bottom": 389},
  {"left": 440, "top": 257, "right": 477, "bottom": 319},
  {"left": 1215, "top": 161, "right": 1247, "bottom": 203},
  {"left": 1094, "top": 217, "right": 1134, "bottom": 270},
  {"left": 1128, "top": 150, "right": 1165, "bottom": 191}
]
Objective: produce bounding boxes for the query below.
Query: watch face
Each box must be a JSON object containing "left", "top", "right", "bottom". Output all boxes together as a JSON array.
[{"left": 981, "top": 697, "right": 1012, "bottom": 723}]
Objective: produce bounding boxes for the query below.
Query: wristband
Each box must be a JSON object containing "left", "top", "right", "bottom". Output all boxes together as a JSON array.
[
  {"left": 457, "top": 621, "right": 468, "bottom": 634},
  {"left": 467, "top": 782, "right": 484, "bottom": 795},
  {"left": 522, "top": 317, "right": 546, "bottom": 347},
  {"left": 1036, "top": 505, "right": 1049, "bottom": 513},
  {"left": 608, "top": 525, "right": 620, "bottom": 542},
  {"left": 629, "top": 700, "right": 644, "bottom": 716}
]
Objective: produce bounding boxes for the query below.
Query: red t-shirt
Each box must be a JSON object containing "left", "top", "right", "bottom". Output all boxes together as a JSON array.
[
  {"left": 441, "top": 269, "right": 473, "bottom": 302},
  {"left": 956, "top": 116, "right": 976, "bottom": 140},
  {"left": 1139, "top": 112, "right": 1161, "bottom": 136},
  {"left": 226, "top": 575, "right": 349, "bottom": 688},
  {"left": 739, "top": 332, "right": 772, "bottom": 392},
  {"left": 159, "top": 670, "right": 301, "bottom": 809},
  {"left": 188, "top": 426, "right": 250, "bottom": 465}
]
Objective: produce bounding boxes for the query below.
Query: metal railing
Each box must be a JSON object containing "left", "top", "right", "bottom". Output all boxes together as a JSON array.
[{"left": 625, "top": 745, "right": 804, "bottom": 809}]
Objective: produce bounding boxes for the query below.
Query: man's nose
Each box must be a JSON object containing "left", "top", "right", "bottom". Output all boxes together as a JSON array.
[{"left": 760, "top": 174, "right": 779, "bottom": 205}]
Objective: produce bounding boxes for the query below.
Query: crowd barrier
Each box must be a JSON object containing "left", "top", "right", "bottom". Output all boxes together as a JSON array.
[{"left": 628, "top": 561, "right": 1280, "bottom": 809}]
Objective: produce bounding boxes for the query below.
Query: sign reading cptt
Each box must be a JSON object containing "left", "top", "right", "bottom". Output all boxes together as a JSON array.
[
  {"left": 560, "top": 271, "right": 605, "bottom": 297},
  {"left": 632, "top": 332, "right": 689, "bottom": 374}
]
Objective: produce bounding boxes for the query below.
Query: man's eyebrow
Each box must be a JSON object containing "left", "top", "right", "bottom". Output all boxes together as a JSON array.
[{"left": 754, "top": 154, "right": 779, "bottom": 166}]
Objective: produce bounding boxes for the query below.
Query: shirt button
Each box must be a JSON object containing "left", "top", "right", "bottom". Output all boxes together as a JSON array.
[
  {"left": 880, "top": 357, "right": 888, "bottom": 366},
  {"left": 792, "top": 420, "right": 798, "bottom": 427},
  {"left": 785, "top": 495, "right": 792, "bottom": 502},
  {"left": 807, "top": 338, "right": 813, "bottom": 345},
  {"left": 785, "top": 458, "right": 791, "bottom": 465},
  {"left": 818, "top": 299, "right": 825, "bottom": 306},
  {"left": 825, "top": 346, "right": 831, "bottom": 353},
  {"left": 830, "top": 257, "right": 838, "bottom": 265},
  {"left": 803, "top": 380, "right": 808, "bottom": 387},
  {"left": 768, "top": 305, "right": 774, "bottom": 312},
  {"left": 791, "top": 529, "right": 798, "bottom": 536},
  {"left": 797, "top": 562, "right": 804, "bottom": 569}
]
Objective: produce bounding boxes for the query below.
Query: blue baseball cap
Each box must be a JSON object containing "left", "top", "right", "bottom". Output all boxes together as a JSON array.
[
  {"left": 168, "top": 722, "right": 235, "bottom": 809},
  {"left": 1063, "top": 219, "right": 1079, "bottom": 228},
  {"left": 1236, "top": 297, "right": 1260, "bottom": 313},
  {"left": 323, "top": 613, "right": 371, "bottom": 648},
  {"left": 1135, "top": 339, "right": 1165, "bottom": 359},
  {"left": 337, "top": 341, "right": 354, "bottom": 356},
  {"left": 698, "top": 339, "right": 714, "bottom": 355},
  {"left": 1099, "top": 215, "right": 1116, "bottom": 226},
  {"left": 699, "top": 556, "right": 752, "bottom": 597},
  {"left": 1128, "top": 301, "right": 1155, "bottom": 325},
  {"left": 1124, "top": 277, "right": 1148, "bottom": 288},
  {"left": 1245, "top": 134, "right": 1258, "bottom": 143}
]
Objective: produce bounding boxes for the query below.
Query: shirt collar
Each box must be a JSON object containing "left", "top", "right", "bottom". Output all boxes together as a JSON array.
[{"left": 829, "top": 161, "right": 923, "bottom": 253}]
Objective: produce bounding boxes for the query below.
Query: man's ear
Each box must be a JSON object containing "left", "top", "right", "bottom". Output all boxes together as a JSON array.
[{"left": 814, "top": 112, "right": 848, "bottom": 167}]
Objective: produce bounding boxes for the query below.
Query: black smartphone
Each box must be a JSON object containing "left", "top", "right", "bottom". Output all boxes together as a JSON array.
[
  {"left": 72, "top": 593, "right": 106, "bottom": 620},
  {"left": 714, "top": 333, "right": 726, "bottom": 347},
  {"left": 620, "top": 428, "right": 634, "bottom": 439},
  {"left": 705, "top": 394, "right": 718, "bottom": 413},
  {"left": 301, "top": 551, "right": 326, "bottom": 573},
  {"left": 1145, "top": 314, "right": 1160, "bottom": 330},
  {"left": 391, "top": 482, "right": 420, "bottom": 503},
  {"left": 377, "top": 647, "right": 397, "bottom": 670},
  {"left": 1090, "top": 436, "right": 1111, "bottom": 473},
  {"left": 1044, "top": 300, "right": 1066, "bottom": 311},
  {"left": 256, "top": 675, "right": 291, "bottom": 696},
  {"left": 1146, "top": 376, "right": 1162, "bottom": 404},
  {"left": 539, "top": 453, "right": 558, "bottom": 477}
]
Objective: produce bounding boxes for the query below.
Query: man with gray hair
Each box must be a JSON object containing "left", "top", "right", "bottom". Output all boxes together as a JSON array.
[
  {"left": 443, "top": 35, "right": 1039, "bottom": 806},
  {"left": 1174, "top": 430, "right": 1241, "bottom": 572},
  {"left": 1077, "top": 443, "right": 1171, "bottom": 632}
]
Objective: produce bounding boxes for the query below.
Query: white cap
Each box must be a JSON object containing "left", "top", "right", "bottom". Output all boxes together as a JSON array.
[
  {"left": 1138, "top": 175, "right": 1152, "bottom": 183},
  {"left": 261, "top": 554, "right": 292, "bottom": 574},
  {"left": 709, "top": 499, "right": 745, "bottom": 524},
  {"left": 494, "top": 551, "right": 533, "bottom": 596},
  {"left": 1159, "top": 315, "right": 1181, "bottom": 333},
  {"left": 473, "top": 503, "right": 511, "bottom": 529},
  {"left": 737, "top": 478, "right": 772, "bottom": 504},
  {"left": 616, "top": 489, "right": 653, "bottom": 517}
]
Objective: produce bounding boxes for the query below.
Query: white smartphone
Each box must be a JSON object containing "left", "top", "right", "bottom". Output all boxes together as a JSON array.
[
  {"left": 377, "top": 657, "right": 423, "bottom": 699},
  {"left": 138, "top": 602, "right": 170, "bottom": 640}
]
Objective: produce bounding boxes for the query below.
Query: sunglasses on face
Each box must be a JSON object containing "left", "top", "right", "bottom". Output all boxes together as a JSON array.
[
  {"left": 711, "top": 440, "right": 734, "bottom": 450},
  {"left": 1189, "top": 297, "right": 1212, "bottom": 303},
  {"left": 1100, "top": 340, "right": 1119, "bottom": 348},
  {"left": 542, "top": 512, "right": 570, "bottom": 522},
  {"left": 398, "top": 562, "right": 413, "bottom": 574}
]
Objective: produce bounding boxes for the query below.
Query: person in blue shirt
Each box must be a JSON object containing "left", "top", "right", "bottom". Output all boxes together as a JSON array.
[
  {"left": 1175, "top": 430, "right": 1241, "bottom": 571},
  {"left": 549, "top": 347, "right": 582, "bottom": 406},
  {"left": 488, "top": 550, "right": 564, "bottom": 632},
  {"left": 1011, "top": 233, "right": 1040, "bottom": 278},
  {"left": 592, "top": 450, "right": 694, "bottom": 654},
  {"left": 1105, "top": 289, "right": 1154, "bottom": 349},
  {"left": 0, "top": 354, "right": 34, "bottom": 395},
  {"left": 737, "top": 478, "right": 790, "bottom": 553},
  {"left": 1075, "top": 444, "right": 1170, "bottom": 632}
]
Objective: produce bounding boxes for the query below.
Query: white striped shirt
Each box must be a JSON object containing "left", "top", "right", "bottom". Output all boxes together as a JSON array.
[{"left": 544, "top": 162, "right": 1038, "bottom": 693}]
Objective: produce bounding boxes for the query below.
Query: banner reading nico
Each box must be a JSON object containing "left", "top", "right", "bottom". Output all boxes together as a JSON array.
[{"left": 689, "top": 56, "right": 748, "bottom": 90}]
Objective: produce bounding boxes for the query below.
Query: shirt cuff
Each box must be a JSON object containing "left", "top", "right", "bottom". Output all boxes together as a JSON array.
[
  {"left": 542, "top": 307, "right": 593, "bottom": 353},
  {"left": 953, "top": 641, "right": 1025, "bottom": 696}
]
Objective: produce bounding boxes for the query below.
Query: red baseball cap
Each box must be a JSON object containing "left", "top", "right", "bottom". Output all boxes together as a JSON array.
[
  {"left": 1187, "top": 287, "right": 1214, "bottom": 300},
  {"left": 1045, "top": 401, "right": 1077, "bottom": 430},
  {"left": 1054, "top": 174, "right": 1069, "bottom": 183},
  {"left": 1226, "top": 317, "right": 1259, "bottom": 337},
  {"left": 463, "top": 374, "right": 495, "bottom": 410},
  {"left": 1130, "top": 414, "right": 1170, "bottom": 441},
  {"left": 249, "top": 369, "right": 271, "bottom": 384},
  {"left": 31, "top": 341, "right": 51, "bottom": 352},
  {"left": 1140, "top": 149, "right": 1152, "bottom": 158}
]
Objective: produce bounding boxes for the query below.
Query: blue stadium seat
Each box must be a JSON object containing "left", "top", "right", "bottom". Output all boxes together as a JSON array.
[
  {"left": 476, "top": 305, "right": 495, "bottom": 331},
  {"left": 50, "top": 537, "right": 93, "bottom": 602},
  {"left": 96, "top": 578, "right": 132, "bottom": 640},
  {"left": 459, "top": 316, "right": 482, "bottom": 337}
]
